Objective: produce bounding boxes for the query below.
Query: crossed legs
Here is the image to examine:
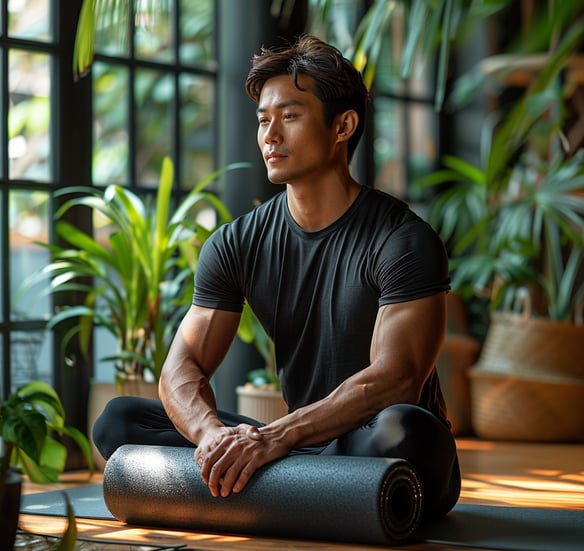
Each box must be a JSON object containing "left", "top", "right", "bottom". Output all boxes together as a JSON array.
[{"left": 93, "top": 397, "right": 460, "bottom": 520}]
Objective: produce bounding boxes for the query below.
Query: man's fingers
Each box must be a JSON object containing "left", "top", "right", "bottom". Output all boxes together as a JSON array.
[
  {"left": 231, "top": 462, "right": 255, "bottom": 494},
  {"left": 246, "top": 425, "right": 263, "bottom": 440},
  {"left": 196, "top": 432, "right": 235, "bottom": 485},
  {"left": 196, "top": 425, "right": 268, "bottom": 497},
  {"left": 218, "top": 456, "right": 256, "bottom": 497}
]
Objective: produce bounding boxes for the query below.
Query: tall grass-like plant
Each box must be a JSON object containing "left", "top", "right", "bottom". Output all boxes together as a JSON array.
[{"left": 27, "top": 158, "right": 249, "bottom": 386}]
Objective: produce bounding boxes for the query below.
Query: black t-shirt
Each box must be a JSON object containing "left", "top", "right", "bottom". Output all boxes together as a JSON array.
[{"left": 194, "top": 185, "right": 450, "bottom": 421}]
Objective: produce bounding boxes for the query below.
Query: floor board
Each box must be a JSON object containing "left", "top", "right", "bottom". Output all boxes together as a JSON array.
[{"left": 18, "top": 438, "right": 584, "bottom": 550}]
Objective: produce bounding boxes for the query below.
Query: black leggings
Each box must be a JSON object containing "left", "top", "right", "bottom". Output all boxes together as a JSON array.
[{"left": 93, "top": 397, "right": 460, "bottom": 520}]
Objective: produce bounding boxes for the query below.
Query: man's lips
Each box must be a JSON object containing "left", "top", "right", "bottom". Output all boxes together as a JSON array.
[{"left": 265, "top": 151, "right": 288, "bottom": 163}]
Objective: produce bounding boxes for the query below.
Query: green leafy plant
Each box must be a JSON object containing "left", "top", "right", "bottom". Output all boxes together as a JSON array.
[
  {"left": 25, "top": 157, "right": 250, "bottom": 386},
  {"left": 0, "top": 380, "right": 93, "bottom": 548},
  {"left": 310, "top": 0, "right": 510, "bottom": 108},
  {"left": 0, "top": 381, "right": 93, "bottom": 486},
  {"left": 414, "top": 4, "right": 584, "bottom": 324},
  {"left": 419, "top": 149, "right": 584, "bottom": 322}
]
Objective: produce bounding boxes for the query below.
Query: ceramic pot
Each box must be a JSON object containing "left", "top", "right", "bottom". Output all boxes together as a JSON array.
[
  {"left": 0, "top": 467, "right": 22, "bottom": 551},
  {"left": 236, "top": 386, "right": 287, "bottom": 424}
]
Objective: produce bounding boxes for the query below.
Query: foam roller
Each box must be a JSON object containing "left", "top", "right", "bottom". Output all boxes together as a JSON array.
[{"left": 103, "top": 445, "right": 423, "bottom": 545}]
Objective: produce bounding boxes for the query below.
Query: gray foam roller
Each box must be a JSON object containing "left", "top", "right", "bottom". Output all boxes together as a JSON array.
[{"left": 103, "top": 444, "right": 423, "bottom": 545}]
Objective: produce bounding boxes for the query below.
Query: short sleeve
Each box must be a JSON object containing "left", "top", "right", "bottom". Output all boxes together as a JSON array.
[
  {"left": 375, "top": 218, "right": 450, "bottom": 306},
  {"left": 192, "top": 225, "right": 245, "bottom": 313}
]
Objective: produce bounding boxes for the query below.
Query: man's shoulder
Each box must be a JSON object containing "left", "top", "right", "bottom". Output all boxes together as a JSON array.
[
  {"left": 357, "top": 186, "right": 422, "bottom": 226},
  {"left": 232, "top": 190, "right": 285, "bottom": 227},
  {"left": 207, "top": 190, "right": 286, "bottom": 250}
]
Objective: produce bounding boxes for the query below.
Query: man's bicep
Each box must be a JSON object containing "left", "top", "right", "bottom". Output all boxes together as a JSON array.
[
  {"left": 370, "top": 293, "right": 447, "bottom": 386},
  {"left": 170, "top": 304, "right": 242, "bottom": 377}
]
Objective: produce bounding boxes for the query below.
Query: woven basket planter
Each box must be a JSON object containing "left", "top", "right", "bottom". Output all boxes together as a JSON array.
[
  {"left": 469, "top": 369, "right": 584, "bottom": 442},
  {"left": 473, "top": 312, "right": 584, "bottom": 379},
  {"left": 469, "top": 313, "right": 584, "bottom": 442}
]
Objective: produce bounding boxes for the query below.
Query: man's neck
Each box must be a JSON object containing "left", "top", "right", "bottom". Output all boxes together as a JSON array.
[{"left": 286, "top": 177, "right": 361, "bottom": 232}]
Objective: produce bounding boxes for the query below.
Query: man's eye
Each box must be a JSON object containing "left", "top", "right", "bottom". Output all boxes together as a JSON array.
[{"left": 258, "top": 118, "right": 269, "bottom": 125}]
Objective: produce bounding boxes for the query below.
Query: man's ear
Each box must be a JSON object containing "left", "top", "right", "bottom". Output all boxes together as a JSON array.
[{"left": 335, "top": 110, "right": 359, "bottom": 143}]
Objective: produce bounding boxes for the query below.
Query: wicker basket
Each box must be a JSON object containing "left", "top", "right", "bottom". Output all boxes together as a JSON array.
[
  {"left": 474, "top": 313, "right": 584, "bottom": 379},
  {"left": 469, "top": 368, "right": 584, "bottom": 442}
]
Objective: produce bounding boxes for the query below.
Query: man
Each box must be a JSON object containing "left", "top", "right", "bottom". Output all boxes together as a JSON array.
[{"left": 93, "top": 34, "right": 460, "bottom": 521}]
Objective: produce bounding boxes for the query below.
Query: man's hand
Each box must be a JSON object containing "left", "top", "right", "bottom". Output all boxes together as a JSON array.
[{"left": 194, "top": 423, "right": 287, "bottom": 497}]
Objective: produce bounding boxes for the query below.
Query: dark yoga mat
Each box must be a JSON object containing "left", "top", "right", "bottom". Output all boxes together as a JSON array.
[
  {"left": 102, "top": 444, "right": 423, "bottom": 546},
  {"left": 21, "top": 483, "right": 584, "bottom": 550}
]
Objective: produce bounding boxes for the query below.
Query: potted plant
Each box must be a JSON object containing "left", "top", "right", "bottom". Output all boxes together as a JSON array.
[
  {"left": 0, "top": 381, "right": 93, "bottom": 550},
  {"left": 420, "top": 145, "right": 584, "bottom": 439},
  {"left": 415, "top": 26, "right": 584, "bottom": 440},
  {"left": 26, "top": 157, "right": 248, "bottom": 388},
  {"left": 22, "top": 157, "right": 249, "bottom": 466}
]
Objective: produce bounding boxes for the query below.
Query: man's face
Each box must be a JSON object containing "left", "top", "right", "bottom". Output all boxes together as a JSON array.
[{"left": 256, "top": 74, "right": 339, "bottom": 185}]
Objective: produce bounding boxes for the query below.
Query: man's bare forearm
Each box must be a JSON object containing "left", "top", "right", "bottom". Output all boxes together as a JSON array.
[{"left": 159, "top": 366, "right": 223, "bottom": 445}]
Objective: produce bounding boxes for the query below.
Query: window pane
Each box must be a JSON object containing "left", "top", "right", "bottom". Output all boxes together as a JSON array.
[
  {"left": 135, "top": 69, "right": 173, "bottom": 187},
  {"left": 94, "top": 1, "right": 130, "bottom": 57},
  {"left": 8, "top": 0, "right": 52, "bottom": 41},
  {"left": 374, "top": 97, "right": 406, "bottom": 198},
  {"left": 135, "top": 0, "right": 174, "bottom": 62},
  {"left": 8, "top": 188, "right": 53, "bottom": 389},
  {"left": 180, "top": 0, "right": 215, "bottom": 67},
  {"left": 11, "top": 329, "right": 52, "bottom": 392},
  {"left": 9, "top": 189, "right": 50, "bottom": 319},
  {"left": 180, "top": 73, "right": 213, "bottom": 189},
  {"left": 93, "top": 62, "right": 129, "bottom": 185},
  {"left": 9, "top": 50, "right": 52, "bottom": 181}
]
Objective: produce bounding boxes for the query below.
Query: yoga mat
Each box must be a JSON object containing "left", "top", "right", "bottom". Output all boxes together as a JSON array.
[
  {"left": 21, "top": 483, "right": 584, "bottom": 550},
  {"left": 103, "top": 444, "right": 423, "bottom": 546},
  {"left": 21, "top": 484, "right": 112, "bottom": 520},
  {"left": 418, "top": 504, "right": 584, "bottom": 550}
]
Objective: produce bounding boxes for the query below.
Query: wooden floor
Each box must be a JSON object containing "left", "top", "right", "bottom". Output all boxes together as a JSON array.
[{"left": 18, "top": 438, "right": 584, "bottom": 550}]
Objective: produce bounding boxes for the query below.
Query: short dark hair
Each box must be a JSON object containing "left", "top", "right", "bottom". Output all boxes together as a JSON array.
[{"left": 245, "top": 34, "right": 370, "bottom": 162}]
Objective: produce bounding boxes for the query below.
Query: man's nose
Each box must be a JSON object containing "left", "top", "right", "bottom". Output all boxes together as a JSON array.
[{"left": 263, "top": 121, "right": 282, "bottom": 144}]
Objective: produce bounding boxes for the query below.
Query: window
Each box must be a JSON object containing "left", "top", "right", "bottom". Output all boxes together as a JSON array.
[
  {"left": 0, "top": 0, "right": 216, "bottom": 397},
  {"left": 1, "top": 0, "right": 55, "bottom": 396},
  {"left": 369, "top": 9, "right": 439, "bottom": 206},
  {"left": 90, "top": 0, "right": 216, "bottom": 382},
  {"left": 307, "top": 1, "right": 440, "bottom": 205},
  {"left": 92, "top": 1, "right": 216, "bottom": 190}
]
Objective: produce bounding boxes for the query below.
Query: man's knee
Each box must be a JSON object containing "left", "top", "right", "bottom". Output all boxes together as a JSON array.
[
  {"left": 92, "top": 396, "right": 143, "bottom": 459},
  {"left": 371, "top": 404, "right": 460, "bottom": 519},
  {"left": 367, "top": 404, "right": 452, "bottom": 456}
]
